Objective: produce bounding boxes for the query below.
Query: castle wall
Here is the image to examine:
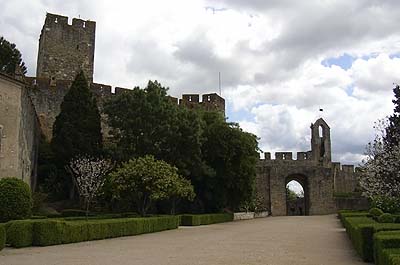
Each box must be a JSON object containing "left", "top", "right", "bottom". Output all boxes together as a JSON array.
[
  {"left": 0, "top": 74, "right": 39, "bottom": 188},
  {"left": 36, "top": 13, "right": 95, "bottom": 82}
]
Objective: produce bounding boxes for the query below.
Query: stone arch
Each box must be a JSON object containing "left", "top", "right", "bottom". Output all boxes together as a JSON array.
[{"left": 285, "top": 174, "right": 310, "bottom": 216}]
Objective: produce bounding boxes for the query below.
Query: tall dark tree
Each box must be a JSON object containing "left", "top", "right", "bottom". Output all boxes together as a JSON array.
[
  {"left": 200, "top": 111, "right": 259, "bottom": 212},
  {"left": 0, "top": 36, "right": 27, "bottom": 75},
  {"left": 385, "top": 84, "right": 400, "bottom": 147},
  {"left": 51, "top": 71, "right": 102, "bottom": 197}
]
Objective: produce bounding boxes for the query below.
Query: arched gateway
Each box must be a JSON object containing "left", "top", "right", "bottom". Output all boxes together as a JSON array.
[{"left": 255, "top": 118, "right": 360, "bottom": 216}]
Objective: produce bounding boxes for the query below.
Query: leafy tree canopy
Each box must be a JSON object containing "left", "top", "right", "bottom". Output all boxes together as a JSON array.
[
  {"left": 385, "top": 84, "right": 400, "bottom": 147},
  {"left": 0, "top": 36, "right": 27, "bottom": 75},
  {"left": 52, "top": 71, "right": 103, "bottom": 165},
  {"left": 109, "top": 155, "right": 195, "bottom": 216}
]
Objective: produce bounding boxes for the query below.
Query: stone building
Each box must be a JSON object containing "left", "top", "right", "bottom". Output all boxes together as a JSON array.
[
  {"left": 0, "top": 73, "right": 40, "bottom": 189},
  {"left": 256, "top": 118, "right": 362, "bottom": 216},
  {"left": 28, "top": 13, "right": 225, "bottom": 141}
]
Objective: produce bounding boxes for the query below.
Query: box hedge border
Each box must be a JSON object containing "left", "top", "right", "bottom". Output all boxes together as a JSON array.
[
  {"left": 343, "top": 215, "right": 400, "bottom": 262},
  {"left": 3, "top": 216, "right": 179, "bottom": 248},
  {"left": 0, "top": 224, "right": 5, "bottom": 251},
  {"left": 180, "top": 213, "right": 233, "bottom": 226}
]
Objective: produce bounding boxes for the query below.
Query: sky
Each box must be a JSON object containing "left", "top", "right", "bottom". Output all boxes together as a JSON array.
[{"left": 1, "top": 0, "right": 400, "bottom": 167}]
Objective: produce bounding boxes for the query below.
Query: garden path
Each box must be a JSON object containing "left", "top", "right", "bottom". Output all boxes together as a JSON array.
[{"left": 0, "top": 215, "right": 370, "bottom": 265}]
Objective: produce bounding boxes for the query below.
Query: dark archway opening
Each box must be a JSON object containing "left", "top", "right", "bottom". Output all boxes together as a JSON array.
[{"left": 286, "top": 175, "right": 309, "bottom": 216}]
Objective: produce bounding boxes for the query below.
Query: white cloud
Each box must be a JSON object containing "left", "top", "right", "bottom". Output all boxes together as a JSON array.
[{"left": 1, "top": 0, "right": 399, "bottom": 164}]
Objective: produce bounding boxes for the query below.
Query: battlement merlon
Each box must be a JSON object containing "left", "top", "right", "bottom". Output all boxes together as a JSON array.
[
  {"left": 261, "top": 151, "right": 312, "bottom": 161},
  {"left": 43, "top": 13, "right": 96, "bottom": 32}
]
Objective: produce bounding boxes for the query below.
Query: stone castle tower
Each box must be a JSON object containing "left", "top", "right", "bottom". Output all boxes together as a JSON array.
[
  {"left": 36, "top": 13, "right": 96, "bottom": 83},
  {"left": 310, "top": 118, "right": 332, "bottom": 166}
]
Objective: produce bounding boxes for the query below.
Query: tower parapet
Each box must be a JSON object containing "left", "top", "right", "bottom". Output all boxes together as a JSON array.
[{"left": 36, "top": 13, "right": 96, "bottom": 83}]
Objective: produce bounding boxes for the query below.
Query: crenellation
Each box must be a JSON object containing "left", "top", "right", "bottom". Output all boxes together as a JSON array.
[
  {"left": 264, "top": 152, "right": 271, "bottom": 160},
  {"left": 115, "top": 87, "right": 130, "bottom": 95},
  {"left": 342, "top": 165, "right": 355, "bottom": 173}
]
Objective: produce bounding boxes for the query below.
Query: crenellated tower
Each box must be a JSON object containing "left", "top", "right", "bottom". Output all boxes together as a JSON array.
[{"left": 36, "top": 13, "right": 96, "bottom": 83}]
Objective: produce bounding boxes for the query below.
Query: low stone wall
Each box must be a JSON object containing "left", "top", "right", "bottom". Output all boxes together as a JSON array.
[
  {"left": 234, "top": 211, "right": 269, "bottom": 220},
  {"left": 254, "top": 211, "right": 269, "bottom": 218}
]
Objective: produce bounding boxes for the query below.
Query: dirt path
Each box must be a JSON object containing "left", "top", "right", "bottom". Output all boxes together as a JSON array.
[{"left": 0, "top": 215, "right": 369, "bottom": 265}]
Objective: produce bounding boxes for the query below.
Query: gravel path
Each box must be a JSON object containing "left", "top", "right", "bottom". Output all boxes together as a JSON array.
[{"left": 0, "top": 215, "right": 369, "bottom": 265}]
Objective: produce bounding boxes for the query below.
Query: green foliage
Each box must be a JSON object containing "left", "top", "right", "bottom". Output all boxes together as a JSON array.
[
  {"left": 61, "top": 209, "right": 90, "bottom": 217},
  {"left": 385, "top": 84, "right": 400, "bottom": 147},
  {"left": 32, "top": 216, "right": 179, "bottom": 246},
  {"left": 0, "top": 36, "right": 27, "bottom": 75},
  {"left": 104, "top": 81, "right": 259, "bottom": 213},
  {"left": 109, "top": 155, "right": 195, "bottom": 216},
  {"left": 337, "top": 210, "right": 370, "bottom": 224},
  {"left": 370, "top": 207, "right": 385, "bottom": 218},
  {"left": 200, "top": 111, "right": 259, "bottom": 212},
  {"left": 286, "top": 187, "right": 297, "bottom": 201},
  {"left": 375, "top": 231, "right": 400, "bottom": 265},
  {"left": 0, "top": 225, "right": 5, "bottom": 251},
  {"left": 5, "top": 220, "right": 36, "bottom": 248},
  {"left": 372, "top": 196, "right": 400, "bottom": 214},
  {"left": 0, "top": 178, "right": 32, "bottom": 222},
  {"left": 380, "top": 213, "right": 396, "bottom": 224},
  {"left": 51, "top": 71, "right": 102, "bottom": 197},
  {"left": 180, "top": 213, "right": 233, "bottom": 226},
  {"left": 382, "top": 249, "right": 400, "bottom": 265}
]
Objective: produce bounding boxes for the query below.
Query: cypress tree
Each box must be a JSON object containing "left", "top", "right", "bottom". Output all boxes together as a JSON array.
[
  {"left": 52, "top": 71, "right": 102, "bottom": 166},
  {"left": 385, "top": 84, "right": 400, "bottom": 147}
]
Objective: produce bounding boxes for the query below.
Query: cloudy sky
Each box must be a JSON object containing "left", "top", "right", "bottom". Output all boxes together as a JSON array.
[{"left": 1, "top": 0, "right": 400, "bottom": 166}]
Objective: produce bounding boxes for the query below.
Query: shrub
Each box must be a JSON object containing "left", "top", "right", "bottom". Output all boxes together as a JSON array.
[
  {"left": 375, "top": 231, "right": 400, "bottom": 265},
  {"left": 0, "top": 224, "right": 5, "bottom": 251},
  {"left": 180, "top": 213, "right": 233, "bottom": 226},
  {"left": 61, "top": 209, "right": 90, "bottom": 217},
  {"left": 338, "top": 210, "right": 369, "bottom": 224},
  {"left": 5, "top": 220, "right": 37, "bottom": 248},
  {"left": 0, "top": 178, "right": 32, "bottom": 222},
  {"left": 379, "top": 213, "right": 396, "bottom": 224},
  {"left": 372, "top": 196, "right": 400, "bottom": 214},
  {"left": 33, "top": 216, "right": 179, "bottom": 246},
  {"left": 370, "top": 207, "right": 384, "bottom": 218}
]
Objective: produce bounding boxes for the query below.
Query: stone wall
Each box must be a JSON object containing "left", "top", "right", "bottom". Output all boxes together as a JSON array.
[
  {"left": 36, "top": 13, "right": 96, "bottom": 83},
  {"left": 0, "top": 74, "right": 39, "bottom": 188}
]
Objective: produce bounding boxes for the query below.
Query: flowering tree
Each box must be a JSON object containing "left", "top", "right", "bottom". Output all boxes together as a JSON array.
[
  {"left": 359, "top": 119, "right": 400, "bottom": 212},
  {"left": 68, "top": 156, "right": 112, "bottom": 218}
]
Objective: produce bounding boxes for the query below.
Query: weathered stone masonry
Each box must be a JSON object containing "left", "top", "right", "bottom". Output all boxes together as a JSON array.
[{"left": 256, "top": 118, "right": 361, "bottom": 216}]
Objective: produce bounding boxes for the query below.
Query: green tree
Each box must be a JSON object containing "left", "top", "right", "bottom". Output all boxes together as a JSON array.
[
  {"left": 200, "top": 111, "right": 259, "bottom": 212},
  {"left": 0, "top": 36, "right": 27, "bottom": 75},
  {"left": 51, "top": 71, "right": 102, "bottom": 197},
  {"left": 104, "top": 81, "right": 178, "bottom": 161},
  {"left": 109, "top": 155, "right": 195, "bottom": 216},
  {"left": 385, "top": 84, "right": 400, "bottom": 147},
  {"left": 286, "top": 187, "right": 297, "bottom": 201}
]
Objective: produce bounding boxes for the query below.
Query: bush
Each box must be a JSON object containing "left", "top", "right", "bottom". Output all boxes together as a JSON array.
[
  {"left": 33, "top": 216, "right": 179, "bottom": 246},
  {"left": 374, "top": 231, "right": 400, "bottom": 265},
  {"left": 342, "top": 215, "right": 400, "bottom": 262},
  {"left": 5, "top": 220, "right": 37, "bottom": 248},
  {"left": 0, "top": 178, "right": 32, "bottom": 222},
  {"left": 61, "top": 209, "right": 90, "bottom": 217},
  {"left": 0, "top": 224, "right": 5, "bottom": 251},
  {"left": 380, "top": 213, "right": 396, "bottom": 224},
  {"left": 382, "top": 249, "right": 400, "bottom": 265},
  {"left": 370, "top": 207, "right": 385, "bottom": 218},
  {"left": 372, "top": 196, "right": 400, "bottom": 214},
  {"left": 180, "top": 213, "right": 233, "bottom": 226},
  {"left": 338, "top": 210, "right": 369, "bottom": 224}
]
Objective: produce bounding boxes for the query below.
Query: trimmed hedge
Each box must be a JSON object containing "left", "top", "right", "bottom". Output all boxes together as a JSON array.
[
  {"left": 4, "top": 216, "right": 179, "bottom": 248},
  {"left": 342, "top": 215, "right": 400, "bottom": 262},
  {"left": 0, "top": 224, "right": 5, "bottom": 251},
  {"left": 180, "top": 213, "right": 233, "bottom": 226},
  {"left": 5, "top": 220, "right": 38, "bottom": 248},
  {"left": 375, "top": 231, "right": 400, "bottom": 265},
  {"left": 370, "top": 208, "right": 385, "bottom": 218},
  {"left": 338, "top": 210, "right": 369, "bottom": 224},
  {"left": 383, "top": 249, "right": 400, "bottom": 265},
  {"left": 0, "top": 178, "right": 32, "bottom": 222},
  {"left": 380, "top": 214, "right": 396, "bottom": 224}
]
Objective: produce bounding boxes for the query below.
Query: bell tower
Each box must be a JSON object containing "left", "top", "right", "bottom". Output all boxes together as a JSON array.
[{"left": 310, "top": 118, "right": 332, "bottom": 166}]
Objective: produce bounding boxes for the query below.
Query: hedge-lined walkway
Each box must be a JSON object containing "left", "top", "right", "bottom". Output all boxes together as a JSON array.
[{"left": 0, "top": 215, "right": 368, "bottom": 265}]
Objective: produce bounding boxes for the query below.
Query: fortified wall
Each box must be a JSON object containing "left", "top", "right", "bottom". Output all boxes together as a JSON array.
[
  {"left": 256, "top": 118, "right": 362, "bottom": 216},
  {"left": 28, "top": 13, "right": 225, "bottom": 141}
]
